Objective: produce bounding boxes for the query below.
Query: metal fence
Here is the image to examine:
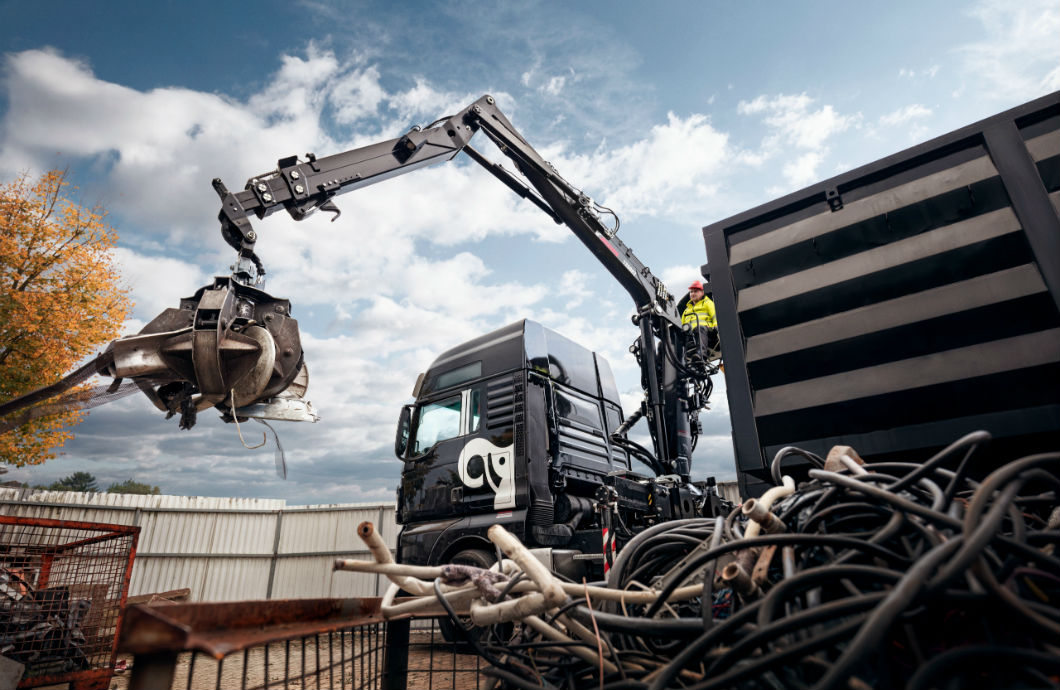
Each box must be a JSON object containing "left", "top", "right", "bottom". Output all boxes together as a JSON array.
[
  {"left": 118, "top": 598, "right": 486, "bottom": 690},
  {"left": 0, "top": 490, "right": 395, "bottom": 601},
  {"left": 0, "top": 481, "right": 740, "bottom": 603}
]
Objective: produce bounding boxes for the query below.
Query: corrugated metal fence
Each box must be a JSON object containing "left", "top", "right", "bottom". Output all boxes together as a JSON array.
[
  {"left": 0, "top": 481, "right": 740, "bottom": 601},
  {"left": 0, "top": 489, "right": 395, "bottom": 601}
]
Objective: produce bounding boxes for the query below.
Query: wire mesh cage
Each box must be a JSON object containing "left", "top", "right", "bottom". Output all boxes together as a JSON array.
[
  {"left": 388, "top": 619, "right": 487, "bottom": 690},
  {"left": 136, "top": 627, "right": 388, "bottom": 690},
  {"left": 0, "top": 515, "right": 139, "bottom": 689},
  {"left": 117, "top": 598, "right": 486, "bottom": 690}
]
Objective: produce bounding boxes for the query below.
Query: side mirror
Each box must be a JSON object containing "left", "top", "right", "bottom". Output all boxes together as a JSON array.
[{"left": 395, "top": 404, "right": 413, "bottom": 459}]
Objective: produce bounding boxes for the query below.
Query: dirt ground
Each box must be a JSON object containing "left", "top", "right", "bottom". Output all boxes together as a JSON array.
[{"left": 106, "top": 631, "right": 486, "bottom": 690}]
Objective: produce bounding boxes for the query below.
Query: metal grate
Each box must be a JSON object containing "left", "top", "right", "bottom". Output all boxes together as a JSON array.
[
  {"left": 0, "top": 515, "right": 139, "bottom": 689},
  {"left": 118, "top": 598, "right": 485, "bottom": 690},
  {"left": 387, "top": 619, "right": 485, "bottom": 690},
  {"left": 163, "top": 628, "right": 385, "bottom": 690}
]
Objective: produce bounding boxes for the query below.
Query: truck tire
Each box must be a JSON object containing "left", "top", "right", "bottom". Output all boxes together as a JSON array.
[
  {"left": 450, "top": 548, "right": 495, "bottom": 569},
  {"left": 438, "top": 548, "right": 499, "bottom": 649}
]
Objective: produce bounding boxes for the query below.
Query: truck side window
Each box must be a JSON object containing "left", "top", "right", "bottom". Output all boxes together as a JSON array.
[
  {"left": 413, "top": 395, "right": 461, "bottom": 453},
  {"left": 469, "top": 389, "right": 481, "bottom": 433}
]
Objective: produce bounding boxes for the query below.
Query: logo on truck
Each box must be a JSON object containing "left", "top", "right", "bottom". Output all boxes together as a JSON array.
[{"left": 457, "top": 437, "right": 515, "bottom": 510}]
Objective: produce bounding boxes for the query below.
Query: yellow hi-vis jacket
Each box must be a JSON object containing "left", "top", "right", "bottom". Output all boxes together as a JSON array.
[{"left": 682, "top": 296, "right": 717, "bottom": 329}]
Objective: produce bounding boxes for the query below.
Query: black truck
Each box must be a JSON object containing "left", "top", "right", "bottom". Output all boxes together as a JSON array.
[
  {"left": 703, "top": 91, "right": 1060, "bottom": 498},
  {"left": 392, "top": 319, "right": 706, "bottom": 575}
]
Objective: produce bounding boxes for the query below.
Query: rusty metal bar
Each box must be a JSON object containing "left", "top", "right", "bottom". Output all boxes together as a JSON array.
[
  {"left": 118, "top": 598, "right": 486, "bottom": 690},
  {"left": 0, "top": 514, "right": 138, "bottom": 534},
  {"left": 119, "top": 598, "right": 384, "bottom": 659}
]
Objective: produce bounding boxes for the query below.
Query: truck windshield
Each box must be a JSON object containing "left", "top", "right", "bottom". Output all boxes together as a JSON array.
[{"left": 413, "top": 395, "right": 461, "bottom": 453}]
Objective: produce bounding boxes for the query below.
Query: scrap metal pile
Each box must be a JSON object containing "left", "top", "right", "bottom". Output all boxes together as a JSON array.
[
  {"left": 337, "top": 431, "right": 1059, "bottom": 690},
  {"left": 0, "top": 563, "right": 91, "bottom": 673}
]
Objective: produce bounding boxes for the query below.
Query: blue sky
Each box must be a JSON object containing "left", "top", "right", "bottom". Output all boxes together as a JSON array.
[{"left": 2, "top": 0, "right": 1057, "bottom": 503}]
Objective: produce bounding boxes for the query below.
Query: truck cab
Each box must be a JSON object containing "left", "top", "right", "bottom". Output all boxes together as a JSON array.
[{"left": 395, "top": 320, "right": 671, "bottom": 572}]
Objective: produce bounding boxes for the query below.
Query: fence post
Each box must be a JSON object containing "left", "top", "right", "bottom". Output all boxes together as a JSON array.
[
  {"left": 376, "top": 505, "right": 387, "bottom": 596},
  {"left": 128, "top": 651, "right": 178, "bottom": 690},
  {"left": 265, "top": 510, "right": 284, "bottom": 599},
  {"left": 383, "top": 619, "right": 410, "bottom": 690}
]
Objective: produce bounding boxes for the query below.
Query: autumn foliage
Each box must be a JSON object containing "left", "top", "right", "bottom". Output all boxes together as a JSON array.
[{"left": 0, "top": 170, "right": 131, "bottom": 466}]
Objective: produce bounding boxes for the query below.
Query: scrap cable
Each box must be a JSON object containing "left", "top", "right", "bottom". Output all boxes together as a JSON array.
[{"left": 335, "top": 430, "right": 1059, "bottom": 689}]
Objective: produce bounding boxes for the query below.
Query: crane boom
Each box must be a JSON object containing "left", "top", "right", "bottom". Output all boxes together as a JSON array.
[{"left": 212, "top": 94, "right": 710, "bottom": 479}]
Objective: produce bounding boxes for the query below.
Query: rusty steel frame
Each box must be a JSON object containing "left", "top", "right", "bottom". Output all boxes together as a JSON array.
[
  {"left": 118, "top": 598, "right": 488, "bottom": 690},
  {"left": 119, "top": 598, "right": 389, "bottom": 690},
  {"left": 0, "top": 515, "right": 139, "bottom": 690}
]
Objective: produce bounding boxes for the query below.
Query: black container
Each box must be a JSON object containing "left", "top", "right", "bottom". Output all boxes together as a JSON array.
[{"left": 703, "top": 92, "right": 1060, "bottom": 498}]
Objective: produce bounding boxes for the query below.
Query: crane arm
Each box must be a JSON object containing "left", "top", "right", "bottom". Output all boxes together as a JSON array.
[
  {"left": 216, "top": 96, "right": 678, "bottom": 326},
  {"left": 211, "top": 94, "right": 707, "bottom": 478}
]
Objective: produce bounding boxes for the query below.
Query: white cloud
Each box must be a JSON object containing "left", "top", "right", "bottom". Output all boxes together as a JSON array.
[
  {"left": 782, "top": 152, "right": 825, "bottom": 189},
  {"left": 879, "top": 104, "right": 933, "bottom": 126},
  {"left": 387, "top": 77, "right": 464, "bottom": 123},
  {"left": 555, "top": 269, "right": 592, "bottom": 308},
  {"left": 899, "top": 65, "right": 941, "bottom": 80},
  {"left": 544, "top": 76, "right": 566, "bottom": 95},
  {"left": 0, "top": 48, "right": 335, "bottom": 243},
  {"left": 247, "top": 46, "right": 339, "bottom": 125},
  {"left": 659, "top": 264, "right": 701, "bottom": 294},
  {"left": 956, "top": 0, "right": 1060, "bottom": 103},
  {"left": 738, "top": 93, "right": 856, "bottom": 150},
  {"left": 1043, "top": 64, "right": 1060, "bottom": 93},
  {"left": 737, "top": 93, "right": 856, "bottom": 190},
  {"left": 110, "top": 248, "right": 209, "bottom": 322},
  {"left": 328, "top": 65, "right": 386, "bottom": 124},
  {"left": 557, "top": 112, "right": 731, "bottom": 218}
]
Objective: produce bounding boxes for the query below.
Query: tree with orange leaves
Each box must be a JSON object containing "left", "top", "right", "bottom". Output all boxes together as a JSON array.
[{"left": 0, "top": 170, "right": 131, "bottom": 466}]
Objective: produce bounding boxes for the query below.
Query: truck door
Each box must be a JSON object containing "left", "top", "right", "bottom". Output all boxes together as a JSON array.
[{"left": 402, "top": 383, "right": 515, "bottom": 523}]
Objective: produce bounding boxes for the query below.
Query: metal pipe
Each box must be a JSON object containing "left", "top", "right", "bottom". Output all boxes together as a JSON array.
[
  {"left": 744, "top": 475, "right": 795, "bottom": 538},
  {"left": 356, "top": 521, "right": 434, "bottom": 596},
  {"left": 742, "top": 498, "right": 788, "bottom": 535},
  {"left": 334, "top": 559, "right": 443, "bottom": 580},
  {"left": 470, "top": 592, "right": 551, "bottom": 625},
  {"left": 721, "top": 561, "right": 760, "bottom": 598},
  {"left": 488, "top": 525, "right": 566, "bottom": 608}
]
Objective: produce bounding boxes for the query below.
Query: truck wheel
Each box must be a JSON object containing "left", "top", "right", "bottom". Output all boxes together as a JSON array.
[
  {"left": 450, "top": 548, "right": 495, "bottom": 569},
  {"left": 438, "top": 548, "right": 502, "bottom": 649}
]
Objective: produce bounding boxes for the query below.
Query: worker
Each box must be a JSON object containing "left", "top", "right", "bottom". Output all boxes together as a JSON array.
[
  {"left": 682, "top": 279, "right": 719, "bottom": 360},
  {"left": 682, "top": 280, "right": 716, "bottom": 330}
]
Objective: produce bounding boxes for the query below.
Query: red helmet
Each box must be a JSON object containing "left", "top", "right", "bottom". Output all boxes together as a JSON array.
[{"left": 688, "top": 280, "right": 704, "bottom": 291}]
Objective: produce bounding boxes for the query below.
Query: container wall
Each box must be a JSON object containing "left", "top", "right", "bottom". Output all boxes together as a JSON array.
[{"left": 704, "top": 92, "right": 1060, "bottom": 497}]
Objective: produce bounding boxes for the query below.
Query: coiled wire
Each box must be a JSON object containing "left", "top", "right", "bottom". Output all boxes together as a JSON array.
[{"left": 443, "top": 431, "right": 1058, "bottom": 689}]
